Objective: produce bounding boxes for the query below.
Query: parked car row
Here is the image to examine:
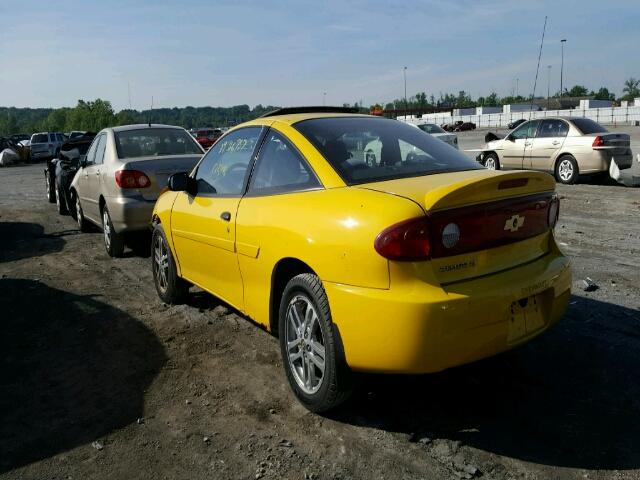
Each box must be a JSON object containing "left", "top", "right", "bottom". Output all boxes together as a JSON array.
[{"left": 44, "top": 110, "right": 571, "bottom": 413}]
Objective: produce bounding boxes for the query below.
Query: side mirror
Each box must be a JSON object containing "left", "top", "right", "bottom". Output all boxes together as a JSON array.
[
  {"left": 79, "top": 155, "right": 87, "bottom": 168},
  {"left": 168, "top": 172, "right": 195, "bottom": 194},
  {"left": 506, "top": 135, "right": 515, "bottom": 142}
]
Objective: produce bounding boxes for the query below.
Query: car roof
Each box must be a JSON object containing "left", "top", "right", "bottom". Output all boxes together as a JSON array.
[
  {"left": 242, "top": 112, "right": 373, "bottom": 128},
  {"left": 109, "top": 124, "right": 186, "bottom": 133}
]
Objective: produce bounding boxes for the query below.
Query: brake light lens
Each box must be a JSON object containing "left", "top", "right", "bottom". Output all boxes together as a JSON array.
[
  {"left": 374, "top": 217, "right": 431, "bottom": 261},
  {"left": 592, "top": 136, "right": 605, "bottom": 147},
  {"left": 548, "top": 194, "right": 560, "bottom": 228},
  {"left": 115, "top": 170, "right": 151, "bottom": 189}
]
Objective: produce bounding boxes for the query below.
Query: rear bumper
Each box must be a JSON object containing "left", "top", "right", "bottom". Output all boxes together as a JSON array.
[
  {"left": 105, "top": 195, "right": 156, "bottom": 233},
  {"left": 578, "top": 149, "right": 633, "bottom": 174},
  {"left": 325, "top": 244, "right": 571, "bottom": 374}
]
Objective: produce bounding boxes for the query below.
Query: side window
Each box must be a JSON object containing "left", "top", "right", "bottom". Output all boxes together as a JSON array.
[
  {"left": 248, "top": 130, "right": 321, "bottom": 195},
  {"left": 537, "top": 119, "right": 569, "bottom": 138},
  {"left": 85, "top": 136, "right": 100, "bottom": 165},
  {"left": 194, "top": 127, "right": 262, "bottom": 195},
  {"left": 510, "top": 120, "right": 540, "bottom": 140},
  {"left": 94, "top": 134, "right": 107, "bottom": 164}
]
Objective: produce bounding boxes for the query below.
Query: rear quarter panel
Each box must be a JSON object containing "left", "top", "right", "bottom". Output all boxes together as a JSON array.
[{"left": 235, "top": 187, "right": 424, "bottom": 329}]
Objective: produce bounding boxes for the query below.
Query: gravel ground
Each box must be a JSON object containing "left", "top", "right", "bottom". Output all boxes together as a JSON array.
[{"left": 1, "top": 162, "right": 639, "bottom": 480}]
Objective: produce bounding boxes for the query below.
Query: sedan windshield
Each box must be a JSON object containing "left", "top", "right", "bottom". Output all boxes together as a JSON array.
[
  {"left": 417, "top": 123, "right": 446, "bottom": 134},
  {"left": 293, "top": 117, "right": 480, "bottom": 185},
  {"left": 115, "top": 128, "right": 202, "bottom": 158}
]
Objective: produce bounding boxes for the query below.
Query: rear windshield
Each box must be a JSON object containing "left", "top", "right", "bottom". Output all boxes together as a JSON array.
[
  {"left": 571, "top": 118, "right": 608, "bottom": 134},
  {"left": 115, "top": 128, "right": 202, "bottom": 159},
  {"left": 293, "top": 117, "right": 480, "bottom": 185},
  {"left": 31, "top": 134, "right": 48, "bottom": 143},
  {"left": 417, "top": 123, "right": 446, "bottom": 134}
]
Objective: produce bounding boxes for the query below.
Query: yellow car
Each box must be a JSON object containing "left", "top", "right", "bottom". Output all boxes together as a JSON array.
[{"left": 151, "top": 107, "right": 571, "bottom": 412}]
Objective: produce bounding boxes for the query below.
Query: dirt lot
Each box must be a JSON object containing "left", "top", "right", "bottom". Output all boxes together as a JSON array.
[{"left": 1, "top": 162, "right": 639, "bottom": 480}]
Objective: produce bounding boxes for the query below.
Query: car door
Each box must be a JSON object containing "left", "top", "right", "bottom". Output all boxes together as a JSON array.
[
  {"left": 501, "top": 120, "right": 539, "bottom": 169},
  {"left": 76, "top": 135, "right": 101, "bottom": 221},
  {"left": 235, "top": 128, "right": 323, "bottom": 327},
  {"left": 82, "top": 134, "right": 107, "bottom": 221},
  {"left": 525, "top": 119, "right": 569, "bottom": 171},
  {"left": 170, "top": 126, "right": 265, "bottom": 311}
]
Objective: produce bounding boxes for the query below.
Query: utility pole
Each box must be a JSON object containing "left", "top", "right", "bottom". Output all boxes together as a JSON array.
[
  {"left": 322, "top": 92, "right": 326, "bottom": 106},
  {"left": 516, "top": 78, "right": 519, "bottom": 98},
  {"left": 403, "top": 66, "right": 408, "bottom": 113},
  {"left": 547, "top": 65, "right": 552, "bottom": 109},
  {"left": 560, "top": 39, "right": 567, "bottom": 98}
]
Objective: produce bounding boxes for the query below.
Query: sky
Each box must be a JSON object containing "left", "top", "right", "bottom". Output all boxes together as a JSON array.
[{"left": 1, "top": 0, "right": 639, "bottom": 110}]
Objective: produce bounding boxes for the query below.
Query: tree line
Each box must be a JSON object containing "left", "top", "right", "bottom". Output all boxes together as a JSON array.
[
  {"left": 1, "top": 77, "right": 639, "bottom": 136},
  {"left": 0, "top": 100, "right": 280, "bottom": 136}
]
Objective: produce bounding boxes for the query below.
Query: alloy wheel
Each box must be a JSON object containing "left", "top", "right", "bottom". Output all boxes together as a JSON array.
[
  {"left": 559, "top": 159, "right": 574, "bottom": 181},
  {"left": 285, "top": 295, "right": 326, "bottom": 394},
  {"left": 102, "top": 210, "right": 111, "bottom": 250},
  {"left": 154, "top": 234, "right": 169, "bottom": 293},
  {"left": 76, "top": 196, "right": 83, "bottom": 229},
  {"left": 484, "top": 157, "right": 496, "bottom": 170}
]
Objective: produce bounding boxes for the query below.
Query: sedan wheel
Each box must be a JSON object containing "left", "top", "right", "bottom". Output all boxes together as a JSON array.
[
  {"left": 153, "top": 233, "right": 170, "bottom": 294},
  {"left": 483, "top": 153, "right": 500, "bottom": 170},
  {"left": 102, "top": 206, "right": 125, "bottom": 257},
  {"left": 555, "top": 156, "right": 579, "bottom": 184},
  {"left": 285, "top": 295, "right": 326, "bottom": 395},
  {"left": 75, "top": 194, "right": 90, "bottom": 232}
]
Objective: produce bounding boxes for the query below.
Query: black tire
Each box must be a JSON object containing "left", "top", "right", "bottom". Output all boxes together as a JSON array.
[
  {"left": 555, "top": 155, "right": 579, "bottom": 185},
  {"left": 151, "top": 223, "right": 189, "bottom": 304},
  {"left": 73, "top": 191, "right": 91, "bottom": 232},
  {"left": 45, "top": 172, "right": 56, "bottom": 203},
  {"left": 483, "top": 153, "right": 500, "bottom": 170},
  {"left": 101, "top": 205, "right": 125, "bottom": 258},
  {"left": 55, "top": 185, "right": 68, "bottom": 215},
  {"left": 279, "top": 273, "right": 353, "bottom": 412}
]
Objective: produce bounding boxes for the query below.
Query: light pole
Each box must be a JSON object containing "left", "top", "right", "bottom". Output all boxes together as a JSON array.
[
  {"left": 322, "top": 92, "right": 326, "bottom": 106},
  {"left": 403, "top": 66, "right": 408, "bottom": 113},
  {"left": 547, "top": 65, "right": 552, "bottom": 109},
  {"left": 560, "top": 39, "right": 567, "bottom": 98},
  {"left": 516, "top": 78, "right": 519, "bottom": 99}
]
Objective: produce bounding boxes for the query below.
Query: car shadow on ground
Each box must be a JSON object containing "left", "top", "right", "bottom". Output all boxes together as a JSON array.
[
  {"left": 0, "top": 222, "right": 66, "bottom": 263},
  {"left": 0, "top": 279, "right": 166, "bottom": 473},
  {"left": 329, "top": 295, "right": 640, "bottom": 471}
]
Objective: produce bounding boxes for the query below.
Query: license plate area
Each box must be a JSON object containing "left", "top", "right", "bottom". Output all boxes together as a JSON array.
[{"left": 507, "top": 294, "right": 545, "bottom": 343}]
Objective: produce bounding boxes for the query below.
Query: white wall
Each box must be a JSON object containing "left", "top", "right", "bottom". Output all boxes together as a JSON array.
[{"left": 398, "top": 105, "right": 640, "bottom": 128}]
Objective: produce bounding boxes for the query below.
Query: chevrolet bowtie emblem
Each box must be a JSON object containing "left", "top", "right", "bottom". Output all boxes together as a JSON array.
[{"left": 504, "top": 214, "right": 525, "bottom": 232}]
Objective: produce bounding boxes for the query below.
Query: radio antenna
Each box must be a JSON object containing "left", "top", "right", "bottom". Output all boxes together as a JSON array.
[{"left": 529, "top": 16, "right": 547, "bottom": 120}]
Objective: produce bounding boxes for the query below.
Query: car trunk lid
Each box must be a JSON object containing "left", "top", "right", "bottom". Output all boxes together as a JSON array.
[
  {"left": 360, "top": 170, "right": 557, "bottom": 283},
  {"left": 588, "top": 133, "right": 631, "bottom": 156},
  {"left": 121, "top": 154, "right": 201, "bottom": 200}
]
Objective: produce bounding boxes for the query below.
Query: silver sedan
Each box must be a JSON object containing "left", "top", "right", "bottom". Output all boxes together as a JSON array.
[
  {"left": 70, "top": 124, "right": 204, "bottom": 257},
  {"left": 476, "top": 117, "right": 632, "bottom": 184}
]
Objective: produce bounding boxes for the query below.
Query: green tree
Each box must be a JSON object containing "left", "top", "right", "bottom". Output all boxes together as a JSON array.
[
  {"left": 622, "top": 77, "right": 640, "bottom": 101},
  {"left": 566, "top": 85, "right": 589, "bottom": 97},
  {"left": 591, "top": 87, "right": 615, "bottom": 101}
]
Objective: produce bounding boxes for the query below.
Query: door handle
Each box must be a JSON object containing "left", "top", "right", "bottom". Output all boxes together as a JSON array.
[
  {"left": 552, "top": 141, "right": 560, "bottom": 145},
  {"left": 524, "top": 142, "right": 532, "bottom": 146},
  {"left": 220, "top": 211, "right": 231, "bottom": 222},
  {"left": 95, "top": 170, "right": 100, "bottom": 176}
]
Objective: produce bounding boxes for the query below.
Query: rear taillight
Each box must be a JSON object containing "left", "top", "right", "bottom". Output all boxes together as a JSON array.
[
  {"left": 592, "top": 136, "right": 605, "bottom": 147},
  {"left": 374, "top": 217, "right": 430, "bottom": 261},
  {"left": 548, "top": 194, "right": 559, "bottom": 229},
  {"left": 115, "top": 170, "right": 151, "bottom": 189}
]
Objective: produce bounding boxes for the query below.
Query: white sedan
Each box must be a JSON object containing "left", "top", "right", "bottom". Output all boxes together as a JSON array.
[{"left": 409, "top": 122, "right": 459, "bottom": 149}]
